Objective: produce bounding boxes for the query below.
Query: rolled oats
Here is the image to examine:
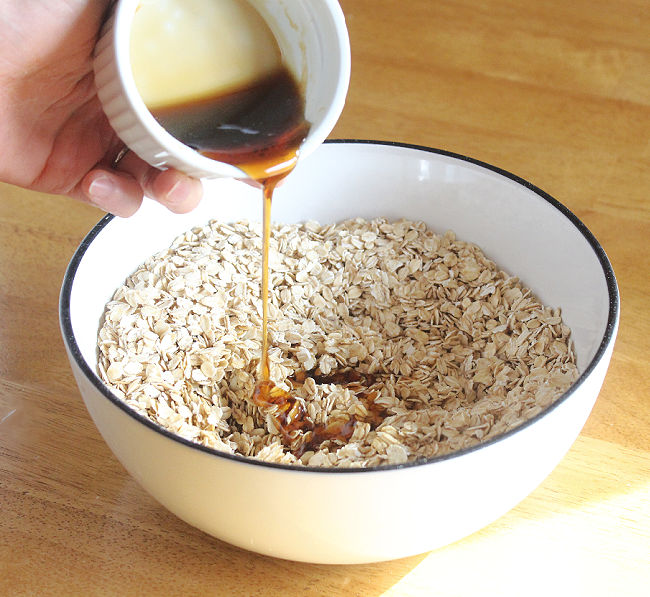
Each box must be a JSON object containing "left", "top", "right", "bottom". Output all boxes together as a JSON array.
[{"left": 98, "top": 218, "right": 578, "bottom": 467}]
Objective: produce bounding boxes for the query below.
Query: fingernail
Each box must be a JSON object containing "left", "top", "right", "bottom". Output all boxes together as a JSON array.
[
  {"left": 88, "top": 175, "right": 116, "bottom": 208},
  {"left": 163, "top": 176, "right": 201, "bottom": 213},
  {"left": 166, "top": 178, "right": 189, "bottom": 204}
]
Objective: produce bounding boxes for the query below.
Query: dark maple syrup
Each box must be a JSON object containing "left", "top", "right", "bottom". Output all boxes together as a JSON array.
[{"left": 149, "top": 67, "right": 310, "bottom": 181}]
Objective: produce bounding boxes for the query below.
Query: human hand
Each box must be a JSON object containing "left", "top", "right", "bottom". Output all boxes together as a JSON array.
[{"left": 0, "top": 1, "right": 203, "bottom": 217}]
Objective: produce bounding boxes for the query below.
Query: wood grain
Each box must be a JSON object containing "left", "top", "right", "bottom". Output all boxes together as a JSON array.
[{"left": 1, "top": 1, "right": 648, "bottom": 595}]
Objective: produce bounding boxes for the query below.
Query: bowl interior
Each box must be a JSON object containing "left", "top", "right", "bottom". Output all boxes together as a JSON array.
[{"left": 66, "top": 142, "right": 614, "bottom": 405}]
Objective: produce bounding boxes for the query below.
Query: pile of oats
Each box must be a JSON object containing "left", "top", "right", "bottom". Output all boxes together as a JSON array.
[{"left": 98, "top": 218, "right": 578, "bottom": 467}]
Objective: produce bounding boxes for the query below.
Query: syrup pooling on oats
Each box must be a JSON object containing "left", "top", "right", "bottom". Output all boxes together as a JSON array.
[{"left": 252, "top": 369, "right": 388, "bottom": 457}]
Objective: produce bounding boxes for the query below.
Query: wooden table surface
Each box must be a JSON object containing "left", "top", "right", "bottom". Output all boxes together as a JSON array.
[{"left": 1, "top": 0, "right": 648, "bottom": 595}]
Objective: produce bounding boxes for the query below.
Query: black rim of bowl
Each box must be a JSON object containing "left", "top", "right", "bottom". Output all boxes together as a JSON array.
[{"left": 59, "top": 140, "right": 620, "bottom": 474}]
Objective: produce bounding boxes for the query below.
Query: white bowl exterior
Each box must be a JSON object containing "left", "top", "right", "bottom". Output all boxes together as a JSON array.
[
  {"left": 61, "top": 143, "right": 618, "bottom": 563},
  {"left": 94, "top": 0, "right": 351, "bottom": 179},
  {"left": 66, "top": 341, "right": 614, "bottom": 564}
]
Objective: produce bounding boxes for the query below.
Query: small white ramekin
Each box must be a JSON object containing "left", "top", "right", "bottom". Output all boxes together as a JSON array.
[{"left": 94, "top": 0, "right": 351, "bottom": 179}]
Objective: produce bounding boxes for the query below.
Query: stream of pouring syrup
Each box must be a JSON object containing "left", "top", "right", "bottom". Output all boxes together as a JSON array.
[
  {"left": 150, "top": 66, "right": 384, "bottom": 455},
  {"left": 150, "top": 64, "right": 309, "bottom": 380}
]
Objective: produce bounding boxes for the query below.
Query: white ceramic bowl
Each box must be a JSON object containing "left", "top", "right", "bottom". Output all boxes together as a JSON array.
[
  {"left": 60, "top": 141, "right": 619, "bottom": 564},
  {"left": 94, "top": 0, "right": 350, "bottom": 179}
]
